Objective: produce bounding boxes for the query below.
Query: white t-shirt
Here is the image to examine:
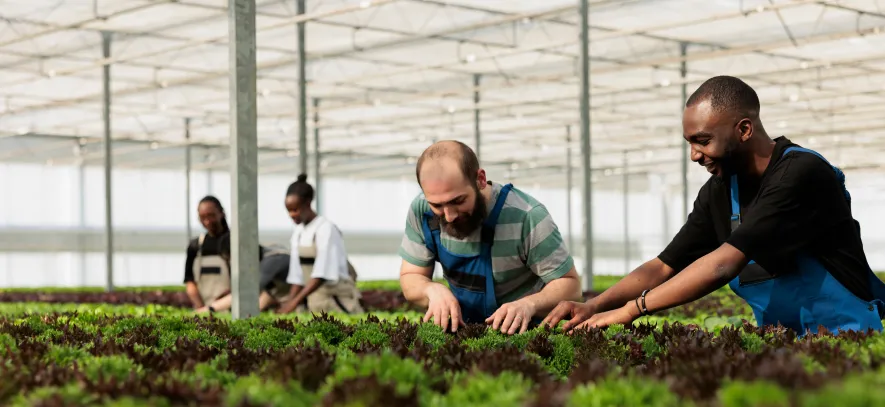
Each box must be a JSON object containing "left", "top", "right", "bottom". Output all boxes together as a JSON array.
[{"left": 286, "top": 215, "right": 351, "bottom": 285}]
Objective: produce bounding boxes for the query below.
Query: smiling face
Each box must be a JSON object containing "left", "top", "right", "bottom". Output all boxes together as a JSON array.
[
  {"left": 682, "top": 98, "right": 750, "bottom": 178},
  {"left": 198, "top": 201, "right": 225, "bottom": 236},
  {"left": 419, "top": 158, "right": 488, "bottom": 239},
  {"left": 284, "top": 195, "right": 310, "bottom": 225}
]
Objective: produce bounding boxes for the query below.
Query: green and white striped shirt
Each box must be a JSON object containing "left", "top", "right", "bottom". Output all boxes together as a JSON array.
[{"left": 398, "top": 181, "right": 575, "bottom": 304}]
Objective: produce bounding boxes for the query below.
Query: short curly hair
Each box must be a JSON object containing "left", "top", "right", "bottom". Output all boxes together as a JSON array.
[{"left": 686, "top": 75, "right": 760, "bottom": 119}]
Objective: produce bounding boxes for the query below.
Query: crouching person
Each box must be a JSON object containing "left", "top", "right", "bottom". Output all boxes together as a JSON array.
[{"left": 275, "top": 174, "right": 364, "bottom": 314}]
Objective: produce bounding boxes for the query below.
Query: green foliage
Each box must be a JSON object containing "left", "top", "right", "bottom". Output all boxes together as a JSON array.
[
  {"left": 428, "top": 370, "right": 531, "bottom": 407},
  {"left": 243, "top": 326, "right": 294, "bottom": 351},
  {"left": 0, "top": 282, "right": 884, "bottom": 406},
  {"left": 740, "top": 331, "right": 765, "bottom": 353},
  {"left": 718, "top": 381, "right": 791, "bottom": 407},
  {"left": 567, "top": 374, "right": 687, "bottom": 407},
  {"left": 225, "top": 375, "right": 317, "bottom": 407},
  {"left": 77, "top": 354, "right": 144, "bottom": 382},
  {"left": 415, "top": 321, "right": 447, "bottom": 349},
  {"left": 327, "top": 350, "right": 446, "bottom": 398},
  {"left": 546, "top": 334, "right": 575, "bottom": 378}
]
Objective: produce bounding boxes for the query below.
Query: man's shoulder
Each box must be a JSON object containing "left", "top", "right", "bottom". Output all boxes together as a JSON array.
[
  {"left": 408, "top": 191, "right": 431, "bottom": 215},
  {"left": 770, "top": 144, "right": 842, "bottom": 186}
]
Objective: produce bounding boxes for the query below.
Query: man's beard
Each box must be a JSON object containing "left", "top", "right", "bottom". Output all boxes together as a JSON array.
[{"left": 440, "top": 188, "right": 487, "bottom": 239}]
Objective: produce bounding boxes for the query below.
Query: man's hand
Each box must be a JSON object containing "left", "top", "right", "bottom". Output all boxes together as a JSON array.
[
  {"left": 195, "top": 306, "right": 210, "bottom": 314},
  {"left": 572, "top": 300, "right": 640, "bottom": 331},
  {"left": 423, "top": 283, "right": 464, "bottom": 332},
  {"left": 486, "top": 299, "right": 537, "bottom": 335},
  {"left": 541, "top": 300, "right": 598, "bottom": 331}
]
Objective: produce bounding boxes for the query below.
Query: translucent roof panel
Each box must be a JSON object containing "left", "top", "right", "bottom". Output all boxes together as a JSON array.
[{"left": 0, "top": 0, "right": 884, "bottom": 191}]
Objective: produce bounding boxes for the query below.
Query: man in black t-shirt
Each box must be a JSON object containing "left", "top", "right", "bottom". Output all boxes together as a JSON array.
[{"left": 543, "top": 75, "right": 885, "bottom": 336}]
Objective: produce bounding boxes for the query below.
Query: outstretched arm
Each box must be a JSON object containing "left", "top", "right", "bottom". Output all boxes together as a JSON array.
[
  {"left": 542, "top": 258, "right": 676, "bottom": 330},
  {"left": 577, "top": 243, "right": 747, "bottom": 329}
]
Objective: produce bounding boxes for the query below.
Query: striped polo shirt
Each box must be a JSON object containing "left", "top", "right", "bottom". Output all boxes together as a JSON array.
[{"left": 398, "top": 181, "right": 575, "bottom": 304}]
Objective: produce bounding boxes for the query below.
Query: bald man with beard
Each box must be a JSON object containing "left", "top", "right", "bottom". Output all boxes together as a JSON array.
[{"left": 398, "top": 140, "right": 582, "bottom": 335}]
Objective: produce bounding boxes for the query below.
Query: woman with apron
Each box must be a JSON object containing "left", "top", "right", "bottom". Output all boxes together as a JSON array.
[
  {"left": 276, "top": 174, "right": 364, "bottom": 315},
  {"left": 184, "top": 196, "right": 232, "bottom": 310},
  {"left": 195, "top": 237, "right": 292, "bottom": 313}
]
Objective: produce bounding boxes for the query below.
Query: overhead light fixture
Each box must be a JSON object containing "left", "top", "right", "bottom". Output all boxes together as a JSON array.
[
  {"left": 756, "top": 5, "right": 765, "bottom": 12},
  {"left": 150, "top": 142, "right": 159, "bottom": 150},
  {"left": 777, "top": 121, "right": 787, "bottom": 129},
  {"left": 789, "top": 94, "right": 799, "bottom": 102},
  {"left": 373, "top": 98, "right": 382, "bottom": 107},
  {"left": 160, "top": 80, "right": 168, "bottom": 88},
  {"left": 464, "top": 54, "right": 476, "bottom": 63},
  {"left": 359, "top": 0, "right": 372, "bottom": 8},
  {"left": 261, "top": 89, "right": 271, "bottom": 97},
  {"left": 645, "top": 150, "right": 654, "bottom": 159},
  {"left": 46, "top": 70, "right": 56, "bottom": 77},
  {"left": 447, "top": 105, "right": 455, "bottom": 114},
  {"left": 510, "top": 163, "right": 519, "bottom": 170},
  {"left": 799, "top": 62, "right": 809, "bottom": 69},
  {"left": 660, "top": 79, "right": 671, "bottom": 87}
]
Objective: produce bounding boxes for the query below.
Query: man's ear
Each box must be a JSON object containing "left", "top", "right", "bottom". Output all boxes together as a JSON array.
[
  {"left": 738, "top": 119, "right": 753, "bottom": 142},
  {"left": 475, "top": 169, "right": 487, "bottom": 188}
]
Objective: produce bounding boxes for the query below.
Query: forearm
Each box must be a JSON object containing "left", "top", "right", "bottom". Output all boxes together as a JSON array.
[
  {"left": 185, "top": 283, "right": 204, "bottom": 308},
  {"left": 209, "top": 293, "right": 232, "bottom": 312},
  {"left": 289, "top": 278, "right": 326, "bottom": 306},
  {"left": 400, "top": 272, "right": 438, "bottom": 308},
  {"left": 589, "top": 258, "right": 676, "bottom": 313},
  {"left": 643, "top": 245, "right": 745, "bottom": 314},
  {"left": 518, "top": 270, "right": 581, "bottom": 316},
  {"left": 276, "top": 284, "right": 305, "bottom": 313}
]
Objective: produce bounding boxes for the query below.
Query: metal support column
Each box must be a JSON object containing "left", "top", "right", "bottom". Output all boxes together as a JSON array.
[
  {"left": 78, "top": 142, "right": 87, "bottom": 286},
  {"left": 566, "top": 125, "right": 573, "bottom": 255},
  {"left": 206, "top": 147, "right": 214, "bottom": 194},
  {"left": 622, "top": 151, "right": 629, "bottom": 274},
  {"left": 680, "top": 42, "right": 689, "bottom": 217},
  {"left": 228, "top": 0, "right": 260, "bottom": 319},
  {"left": 579, "top": 0, "right": 593, "bottom": 291},
  {"left": 101, "top": 31, "right": 114, "bottom": 292},
  {"left": 297, "top": 0, "right": 308, "bottom": 175},
  {"left": 474, "top": 73, "right": 481, "bottom": 161},
  {"left": 313, "top": 97, "right": 321, "bottom": 213},
  {"left": 185, "top": 118, "right": 192, "bottom": 240}
]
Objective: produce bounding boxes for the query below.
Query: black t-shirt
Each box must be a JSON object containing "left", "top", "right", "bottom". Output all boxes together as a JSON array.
[
  {"left": 658, "top": 136, "right": 874, "bottom": 301},
  {"left": 184, "top": 231, "right": 268, "bottom": 283}
]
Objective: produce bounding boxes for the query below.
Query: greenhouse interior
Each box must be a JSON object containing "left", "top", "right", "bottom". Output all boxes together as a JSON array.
[{"left": 2, "top": 0, "right": 885, "bottom": 405}]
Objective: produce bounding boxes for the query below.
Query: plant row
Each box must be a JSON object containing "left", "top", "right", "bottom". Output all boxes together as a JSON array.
[
  {"left": 2, "top": 309, "right": 885, "bottom": 406},
  {"left": 0, "top": 285, "right": 755, "bottom": 321}
]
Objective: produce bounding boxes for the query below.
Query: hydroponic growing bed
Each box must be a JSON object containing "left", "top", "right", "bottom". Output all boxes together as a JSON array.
[{"left": 1, "top": 278, "right": 884, "bottom": 406}]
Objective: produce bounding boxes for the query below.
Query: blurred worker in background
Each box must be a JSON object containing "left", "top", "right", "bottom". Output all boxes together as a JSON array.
[
  {"left": 196, "top": 235, "right": 292, "bottom": 314},
  {"left": 276, "top": 174, "right": 364, "bottom": 314},
  {"left": 543, "top": 75, "right": 885, "bottom": 336},
  {"left": 183, "top": 196, "right": 232, "bottom": 310},
  {"left": 398, "top": 140, "right": 582, "bottom": 335}
]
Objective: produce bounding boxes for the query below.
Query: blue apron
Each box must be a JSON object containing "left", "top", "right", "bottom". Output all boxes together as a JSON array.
[
  {"left": 727, "top": 146, "right": 885, "bottom": 336},
  {"left": 420, "top": 184, "right": 513, "bottom": 324}
]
